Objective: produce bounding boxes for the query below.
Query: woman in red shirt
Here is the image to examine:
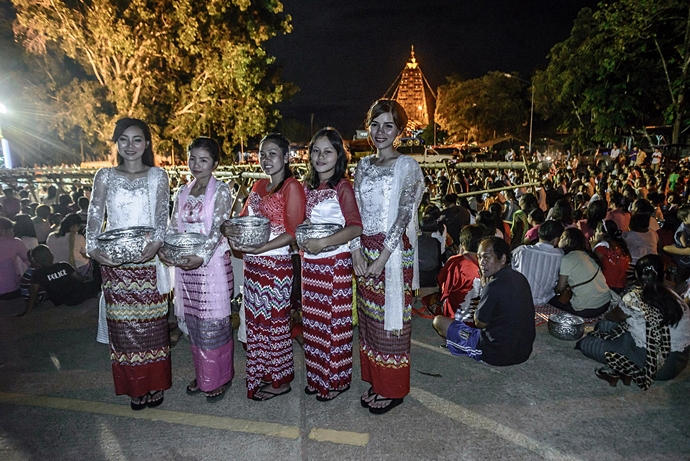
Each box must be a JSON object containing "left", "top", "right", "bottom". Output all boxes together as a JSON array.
[{"left": 590, "top": 219, "right": 631, "bottom": 293}]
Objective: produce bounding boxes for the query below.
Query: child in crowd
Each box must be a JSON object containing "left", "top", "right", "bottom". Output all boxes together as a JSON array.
[
  {"left": 20, "top": 245, "right": 100, "bottom": 316},
  {"left": 523, "top": 208, "right": 545, "bottom": 244}
]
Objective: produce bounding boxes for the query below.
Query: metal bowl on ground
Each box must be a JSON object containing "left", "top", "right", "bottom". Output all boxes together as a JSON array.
[
  {"left": 295, "top": 223, "right": 343, "bottom": 253},
  {"left": 96, "top": 226, "right": 155, "bottom": 265},
  {"left": 163, "top": 232, "right": 209, "bottom": 265},
  {"left": 225, "top": 216, "right": 270, "bottom": 248},
  {"left": 548, "top": 313, "right": 586, "bottom": 341}
]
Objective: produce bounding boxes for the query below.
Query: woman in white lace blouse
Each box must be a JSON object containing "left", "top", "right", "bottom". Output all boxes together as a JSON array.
[
  {"left": 86, "top": 118, "right": 171, "bottom": 410},
  {"left": 352, "top": 99, "right": 423, "bottom": 415}
]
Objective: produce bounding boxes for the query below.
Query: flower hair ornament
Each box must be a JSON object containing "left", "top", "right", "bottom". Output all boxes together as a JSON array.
[{"left": 641, "top": 265, "right": 658, "bottom": 275}]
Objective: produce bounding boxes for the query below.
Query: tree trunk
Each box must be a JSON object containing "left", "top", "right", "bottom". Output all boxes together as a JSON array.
[{"left": 672, "top": 4, "right": 690, "bottom": 146}]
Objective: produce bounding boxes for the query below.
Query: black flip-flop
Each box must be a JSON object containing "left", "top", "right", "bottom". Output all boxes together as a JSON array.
[
  {"left": 130, "top": 395, "right": 147, "bottom": 411},
  {"left": 146, "top": 391, "right": 164, "bottom": 408},
  {"left": 368, "top": 396, "right": 403, "bottom": 415},
  {"left": 360, "top": 386, "right": 375, "bottom": 408},
  {"left": 251, "top": 384, "right": 292, "bottom": 401},
  {"left": 304, "top": 386, "right": 318, "bottom": 395},
  {"left": 186, "top": 379, "right": 201, "bottom": 395},
  {"left": 316, "top": 384, "right": 350, "bottom": 402},
  {"left": 206, "top": 381, "right": 231, "bottom": 403}
]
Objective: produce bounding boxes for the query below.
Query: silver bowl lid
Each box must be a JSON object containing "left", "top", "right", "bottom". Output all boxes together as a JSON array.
[{"left": 97, "top": 226, "right": 155, "bottom": 242}]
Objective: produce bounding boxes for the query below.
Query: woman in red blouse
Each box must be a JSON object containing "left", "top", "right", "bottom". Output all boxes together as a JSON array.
[
  {"left": 590, "top": 219, "right": 631, "bottom": 293},
  {"left": 225, "top": 133, "right": 305, "bottom": 401}
]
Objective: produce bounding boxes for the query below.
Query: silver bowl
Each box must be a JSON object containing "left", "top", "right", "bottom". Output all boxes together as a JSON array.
[
  {"left": 548, "top": 313, "right": 585, "bottom": 341},
  {"left": 96, "top": 226, "right": 155, "bottom": 264},
  {"left": 296, "top": 223, "right": 343, "bottom": 253},
  {"left": 163, "top": 232, "right": 209, "bottom": 265},
  {"left": 225, "top": 216, "right": 270, "bottom": 248}
]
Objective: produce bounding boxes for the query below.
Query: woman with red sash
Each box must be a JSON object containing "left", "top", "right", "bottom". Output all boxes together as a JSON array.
[
  {"left": 161, "top": 137, "right": 234, "bottom": 402},
  {"left": 352, "top": 100, "right": 423, "bottom": 414}
]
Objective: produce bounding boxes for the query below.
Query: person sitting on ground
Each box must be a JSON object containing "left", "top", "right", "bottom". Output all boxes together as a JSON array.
[
  {"left": 605, "top": 191, "right": 631, "bottom": 233},
  {"left": 0, "top": 217, "right": 31, "bottom": 299},
  {"left": 623, "top": 208, "right": 658, "bottom": 265},
  {"left": 512, "top": 220, "right": 565, "bottom": 307},
  {"left": 437, "top": 224, "right": 486, "bottom": 321},
  {"left": 46, "top": 213, "right": 91, "bottom": 277},
  {"left": 19, "top": 245, "right": 100, "bottom": 316},
  {"left": 439, "top": 193, "right": 470, "bottom": 248},
  {"left": 551, "top": 228, "right": 612, "bottom": 318},
  {"left": 20, "top": 249, "right": 47, "bottom": 302},
  {"left": 511, "top": 193, "right": 538, "bottom": 248},
  {"left": 576, "top": 254, "right": 690, "bottom": 389},
  {"left": 1, "top": 188, "right": 20, "bottom": 219},
  {"left": 489, "top": 202, "right": 510, "bottom": 245},
  {"left": 523, "top": 208, "right": 545, "bottom": 245},
  {"left": 590, "top": 220, "right": 631, "bottom": 294},
  {"left": 32, "top": 205, "right": 52, "bottom": 244},
  {"left": 578, "top": 199, "right": 608, "bottom": 248},
  {"left": 417, "top": 216, "right": 442, "bottom": 288},
  {"left": 433, "top": 237, "right": 536, "bottom": 366}
]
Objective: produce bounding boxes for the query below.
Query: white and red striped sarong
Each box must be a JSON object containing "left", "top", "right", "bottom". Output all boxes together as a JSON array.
[
  {"left": 302, "top": 252, "right": 353, "bottom": 397},
  {"left": 243, "top": 254, "right": 294, "bottom": 398}
]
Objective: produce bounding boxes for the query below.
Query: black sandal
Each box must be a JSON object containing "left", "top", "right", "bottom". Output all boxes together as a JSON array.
[
  {"left": 368, "top": 395, "right": 404, "bottom": 415},
  {"left": 316, "top": 384, "right": 350, "bottom": 402},
  {"left": 186, "top": 379, "right": 201, "bottom": 395},
  {"left": 360, "top": 386, "right": 375, "bottom": 408},
  {"left": 146, "top": 390, "right": 164, "bottom": 408},
  {"left": 206, "top": 381, "right": 231, "bottom": 403},
  {"left": 130, "top": 395, "right": 148, "bottom": 411},
  {"left": 304, "top": 386, "right": 318, "bottom": 395}
]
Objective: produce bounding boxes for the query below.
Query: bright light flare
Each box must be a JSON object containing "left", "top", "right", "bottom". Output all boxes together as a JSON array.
[{"left": 0, "top": 103, "right": 6, "bottom": 114}]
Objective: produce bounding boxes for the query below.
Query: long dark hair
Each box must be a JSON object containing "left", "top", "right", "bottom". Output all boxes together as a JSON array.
[
  {"left": 112, "top": 118, "right": 155, "bottom": 166},
  {"left": 13, "top": 215, "right": 36, "bottom": 239},
  {"left": 561, "top": 227, "right": 601, "bottom": 267},
  {"left": 304, "top": 127, "right": 348, "bottom": 190},
  {"left": 551, "top": 198, "right": 574, "bottom": 226},
  {"left": 58, "top": 213, "right": 82, "bottom": 237},
  {"left": 260, "top": 133, "right": 293, "bottom": 193},
  {"left": 636, "top": 254, "right": 684, "bottom": 327},
  {"left": 586, "top": 200, "right": 608, "bottom": 232},
  {"left": 597, "top": 219, "right": 630, "bottom": 257}
]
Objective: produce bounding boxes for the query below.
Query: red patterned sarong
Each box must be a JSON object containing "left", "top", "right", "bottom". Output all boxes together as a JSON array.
[
  {"left": 302, "top": 252, "right": 353, "bottom": 397},
  {"left": 243, "top": 254, "right": 294, "bottom": 398},
  {"left": 102, "top": 261, "right": 171, "bottom": 397},
  {"left": 356, "top": 233, "right": 413, "bottom": 399}
]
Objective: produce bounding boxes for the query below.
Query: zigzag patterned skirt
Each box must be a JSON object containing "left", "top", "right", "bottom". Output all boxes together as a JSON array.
[
  {"left": 302, "top": 252, "right": 353, "bottom": 397},
  {"left": 243, "top": 254, "right": 294, "bottom": 398},
  {"left": 356, "top": 233, "right": 413, "bottom": 399},
  {"left": 102, "top": 261, "right": 171, "bottom": 397}
]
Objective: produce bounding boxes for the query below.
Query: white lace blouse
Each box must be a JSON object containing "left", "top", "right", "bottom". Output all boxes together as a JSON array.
[{"left": 86, "top": 167, "right": 170, "bottom": 253}]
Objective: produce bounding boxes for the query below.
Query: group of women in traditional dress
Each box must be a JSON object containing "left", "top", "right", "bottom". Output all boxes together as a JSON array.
[{"left": 87, "top": 98, "right": 424, "bottom": 415}]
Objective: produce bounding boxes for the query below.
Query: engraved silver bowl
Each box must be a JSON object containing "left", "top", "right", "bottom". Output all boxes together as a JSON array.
[
  {"left": 96, "top": 226, "right": 155, "bottom": 265},
  {"left": 296, "top": 223, "right": 343, "bottom": 253},
  {"left": 225, "top": 216, "right": 270, "bottom": 248},
  {"left": 163, "top": 232, "right": 209, "bottom": 265},
  {"left": 548, "top": 313, "right": 585, "bottom": 341}
]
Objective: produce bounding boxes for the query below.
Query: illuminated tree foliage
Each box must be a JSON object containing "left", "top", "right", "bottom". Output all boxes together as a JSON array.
[
  {"left": 11, "top": 0, "right": 295, "bottom": 160},
  {"left": 534, "top": 0, "right": 690, "bottom": 147},
  {"left": 435, "top": 71, "right": 528, "bottom": 143}
]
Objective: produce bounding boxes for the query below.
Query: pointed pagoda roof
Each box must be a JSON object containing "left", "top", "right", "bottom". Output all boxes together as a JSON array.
[{"left": 385, "top": 46, "right": 435, "bottom": 130}]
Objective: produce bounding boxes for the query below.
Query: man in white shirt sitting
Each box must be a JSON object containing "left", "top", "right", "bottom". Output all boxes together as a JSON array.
[{"left": 511, "top": 220, "right": 565, "bottom": 307}]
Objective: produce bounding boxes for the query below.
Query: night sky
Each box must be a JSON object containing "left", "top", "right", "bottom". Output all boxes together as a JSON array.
[{"left": 265, "top": 0, "right": 598, "bottom": 139}]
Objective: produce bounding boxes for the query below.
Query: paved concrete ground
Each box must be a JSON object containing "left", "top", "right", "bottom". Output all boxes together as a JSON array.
[{"left": 1, "top": 295, "right": 689, "bottom": 461}]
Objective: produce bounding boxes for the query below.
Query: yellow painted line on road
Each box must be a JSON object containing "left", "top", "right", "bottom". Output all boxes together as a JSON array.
[
  {"left": 411, "top": 338, "right": 452, "bottom": 356},
  {"left": 0, "top": 392, "right": 367, "bottom": 445},
  {"left": 410, "top": 387, "right": 584, "bottom": 461},
  {"left": 308, "top": 428, "right": 369, "bottom": 446}
]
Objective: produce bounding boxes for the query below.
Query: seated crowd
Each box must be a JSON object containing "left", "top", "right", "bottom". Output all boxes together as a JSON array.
[{"left": 424, "top": 159, "right": 690, "bottom": 389}]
